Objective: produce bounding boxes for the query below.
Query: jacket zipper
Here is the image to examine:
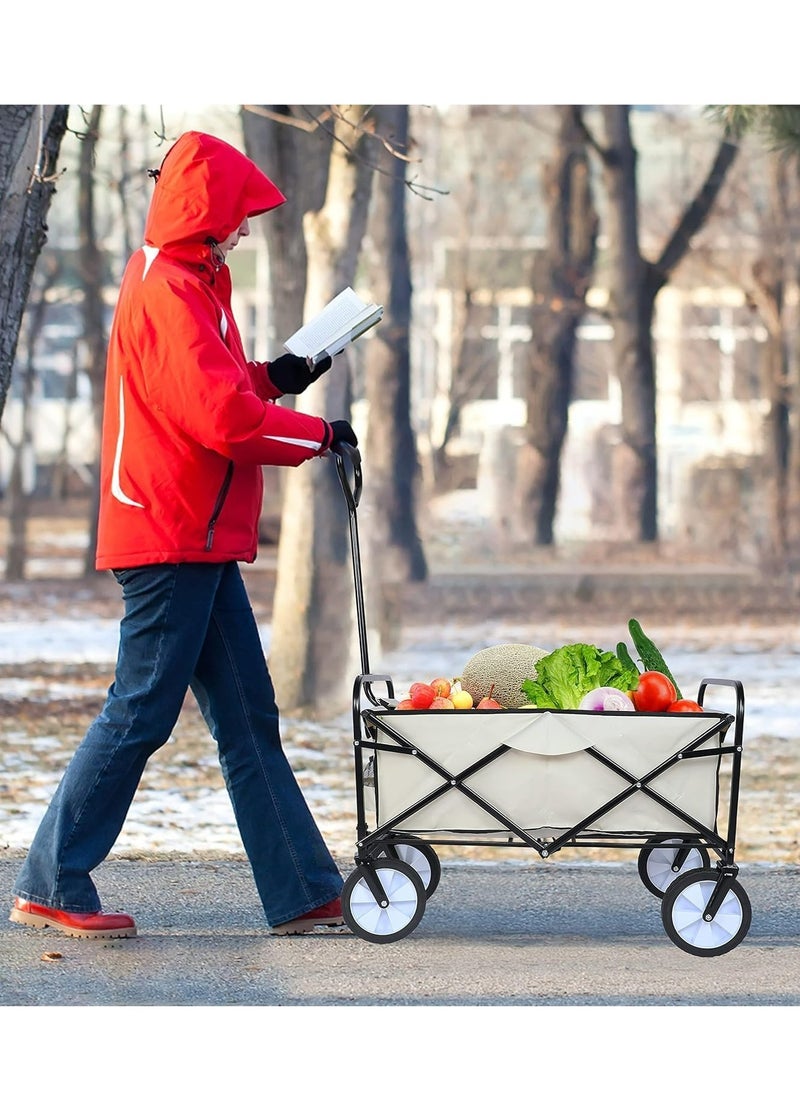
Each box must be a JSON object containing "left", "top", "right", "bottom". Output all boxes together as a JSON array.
[{"left": 205, "top": 461, "right": 235, "bottom": 550}]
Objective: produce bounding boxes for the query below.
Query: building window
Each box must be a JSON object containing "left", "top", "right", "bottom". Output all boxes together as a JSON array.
[{"left": 681, "top": 303, "right": 765, "bottom": 403}]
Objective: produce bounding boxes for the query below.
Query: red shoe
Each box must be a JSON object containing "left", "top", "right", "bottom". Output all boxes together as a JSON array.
[
  {"left": 270, "top": 897, "right": 346, "bottom": 935},
  {"left": 9, "top": 897, "right": 137, "bottom": 939}
]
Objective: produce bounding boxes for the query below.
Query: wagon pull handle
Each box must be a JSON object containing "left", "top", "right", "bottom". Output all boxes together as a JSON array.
[{"left": 331, "top": 442, "right": 370, "bottom": 676}]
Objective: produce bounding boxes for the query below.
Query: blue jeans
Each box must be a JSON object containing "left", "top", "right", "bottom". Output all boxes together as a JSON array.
[{"left": 13, "top": 562, "right": 343, "bottom": 926}]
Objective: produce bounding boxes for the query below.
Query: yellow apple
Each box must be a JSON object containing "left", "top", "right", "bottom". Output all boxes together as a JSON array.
[{"left": 451, "top": 689, "right": 473, "bottom": 709}]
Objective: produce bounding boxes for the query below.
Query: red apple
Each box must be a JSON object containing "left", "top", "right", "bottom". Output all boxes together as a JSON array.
[
  {"left": 430, "top": 696, "right": 455, "bottom": 709},
  {"left": 410, "top": 683, "right": 436, "bottom": 709}
]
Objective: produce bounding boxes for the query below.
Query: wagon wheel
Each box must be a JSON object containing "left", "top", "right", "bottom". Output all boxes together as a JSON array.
[
  {"left": 638, "top": 835, "right": 711, "bottom": 898},
  {"left": 378, "top": 841, "right": 441, "bottom": 898},
  {"left": 661, "top": 868, "right": 752, "bottom": 957},
  {"left": 342, "top": 859, "right": 426, "bottom": 944}
]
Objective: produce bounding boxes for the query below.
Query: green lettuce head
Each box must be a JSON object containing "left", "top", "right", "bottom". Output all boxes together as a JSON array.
[{"left": 521, "top": 643, "right": 639, "bottom": 710}]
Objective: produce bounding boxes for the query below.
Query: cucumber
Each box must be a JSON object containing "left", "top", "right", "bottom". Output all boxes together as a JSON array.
[
  {"left": 627, "top": 618, "right": 682, "bottom": 699},
  {"left": 616, "top": 640, "right": 639, "bottom": 678}
]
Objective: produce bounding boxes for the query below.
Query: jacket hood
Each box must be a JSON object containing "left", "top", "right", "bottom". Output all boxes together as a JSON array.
[{"left": 144, "top": 130, "right": 286, "bottom": 251}]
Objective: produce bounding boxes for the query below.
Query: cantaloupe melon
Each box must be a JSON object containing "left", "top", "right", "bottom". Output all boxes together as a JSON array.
[{"left": 460, "top": 643, "right": 550, "bottom": 710}]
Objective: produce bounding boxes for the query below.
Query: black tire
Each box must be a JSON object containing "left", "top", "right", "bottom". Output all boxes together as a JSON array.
[
  {"left": 341, "top": 860, "right": 426, "bottom": 943},
  {"left": 638, "top": 835, "right": 711, "bottom": 898},
  {"left": 661, "top": 868, "right": 752, "bottom": 956},
  {"left": 379, "top": 841, "right": 442, "bottom": 898}
]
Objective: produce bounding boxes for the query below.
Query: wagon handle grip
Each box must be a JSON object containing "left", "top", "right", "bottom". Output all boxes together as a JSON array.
[
  {"left": 331, "top": 441, "right": 362, "bottom": 510},
  {"left": 697, "top": 677, "right": 745, "bottom": 740}
]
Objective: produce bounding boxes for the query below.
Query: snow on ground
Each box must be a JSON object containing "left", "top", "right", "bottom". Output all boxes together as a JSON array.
[
  {"left": 1, "top": 613, "right": 798, "bottom": 736},
  {"left": 2, "top": 609, "right": 798, "bottom": 856},
  {"left": 2, "top": 488, "right": 799, "bottom": 857}
]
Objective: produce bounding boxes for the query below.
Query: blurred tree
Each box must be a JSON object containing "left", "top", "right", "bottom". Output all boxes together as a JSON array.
[
  {"left": 76, "top": 106, "right": 107, "bottom": 575},
  {"left": 0, "top": 105, "right": 68, "bottom": 425},
  {"left": 2, "top": 255, "right": 60, "bottom": 579},
  {"left": 361, "top": 104, "right": 428, "bottom": 655},
  {"left": 711, "top": 106, "right": 800, "bottom": 568},
  {"left": 242, "top": 105, "right": 330, "bottom": 544},
  {"left": 427, "top": 164, "right": 480, "bottom": 492},
  {"left": 242, "top": 105, "right": 330, "bottom": 345},
  {"left": 244, "top": 104, "right": 434, "bottom": 707},
  {"left": 267, "top": 105, "right": 375, "bottom": 712},
  {"left": 516, "top": 105, "right": 598, "bottom": 545},
  {"left": 586, "top": 106, "right": 738, "bottom": 541}
]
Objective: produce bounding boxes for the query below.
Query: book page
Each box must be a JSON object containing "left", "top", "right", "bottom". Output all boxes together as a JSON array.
[{"left": 285, "top": 288, "right": 381, "bottom": 359}]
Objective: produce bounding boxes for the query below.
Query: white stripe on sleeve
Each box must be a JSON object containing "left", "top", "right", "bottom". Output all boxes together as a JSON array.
[{"left": 262, "top": 434, "right": 324, "bottom": 452}]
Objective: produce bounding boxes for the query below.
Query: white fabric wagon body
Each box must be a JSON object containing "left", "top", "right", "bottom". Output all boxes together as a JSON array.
[{"left": 366, "top": 709, "right": 729, "bottom": 841}]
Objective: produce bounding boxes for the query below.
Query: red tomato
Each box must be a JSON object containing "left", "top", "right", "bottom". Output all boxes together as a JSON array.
[
  {"left": 667, "top": 698, "right": 703, "bottom": 713},
  {"left": 631, "top": 671, "right": 678, "bottom": 712}
]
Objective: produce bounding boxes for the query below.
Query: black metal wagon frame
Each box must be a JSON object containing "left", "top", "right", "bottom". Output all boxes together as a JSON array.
[{"left": 331, "top": 444, "right": 752, "bottom": 956}]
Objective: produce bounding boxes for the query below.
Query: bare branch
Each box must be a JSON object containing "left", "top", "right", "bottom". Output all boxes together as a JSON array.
[
  {"left": 654, "top": 139, "right": 739, "bottom": 284},
  {"left": 243, "top": 104, "right": 333, "bottom": 132},
  {"left": 27, "top": 106, "right": 67, "bottom": 192},
  {"left": 243, "top": 103, "right": 448, "bottom": 200},
  {"left": 324, "top": 106, "right": 448, "bottom": 199},
  {"left": 749, "top": 259, "right": 784, "bottom": 340},
  {"left": 153, "top": 107, "right": 170, "bottom": 145},
  {"left": 573, "top": 106, "right": 610, "bottom": 163}
]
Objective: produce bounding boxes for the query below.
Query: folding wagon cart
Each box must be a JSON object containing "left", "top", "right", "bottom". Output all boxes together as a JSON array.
[{"left": 332, "top": 444, "right": 751, "bottom": 957}]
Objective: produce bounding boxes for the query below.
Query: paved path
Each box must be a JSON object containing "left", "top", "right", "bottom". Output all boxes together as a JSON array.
[{"left": 2, "top": 854, "right": 797, "bottom": 1007}]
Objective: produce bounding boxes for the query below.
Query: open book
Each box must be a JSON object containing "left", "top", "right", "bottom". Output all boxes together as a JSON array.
[{"left": 284, "top": 287, "right": 384, "bottom": 366}]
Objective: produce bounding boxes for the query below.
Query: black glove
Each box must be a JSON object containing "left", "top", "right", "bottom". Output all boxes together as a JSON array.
[
  {"left": 267, "top": 352, "right": 332, "bottom": 395},
  {"left": 328, "top": 420, "right": 358, "bottom": 449}
]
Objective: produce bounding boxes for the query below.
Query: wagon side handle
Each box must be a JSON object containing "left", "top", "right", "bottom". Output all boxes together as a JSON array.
[
  {"left": 331, "top": 442, "right": 370, "bottom": 678},
  {"left": 697, "top": 677, "right": 745, "bottom": 745},
  {"left": 697, "top": 677, "right": 745, "bottom": 865}
]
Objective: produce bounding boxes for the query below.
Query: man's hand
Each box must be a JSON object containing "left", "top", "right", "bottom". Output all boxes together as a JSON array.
[
  {"left": 327, "top": 420, "right": 358, "bottom": 450},
  {"left": 267, "top": 352, "right": 332, "bottom": 395}
]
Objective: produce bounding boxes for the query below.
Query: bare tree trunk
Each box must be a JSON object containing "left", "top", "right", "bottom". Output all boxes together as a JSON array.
[
  {"left": 747, "top": 152, "right": 800, "bottom": 568},
  {"left": 362, "top": 104, "right": 427, "bottom": 655},
  {"left": 0, "top": 105, "right": 68, "bottom": 425},
  {"left": 770, "top": 158, "right": 800, "bottom": 568},
  {"left": 242, "top": 105, "right": 330, "bottom": 543},
  {"left": 516, "top": 105, "right": 597, "bottom": 545},
  {"left": 3, "top": 256, "right": 60, "bottom": 578},
  {"left": 270, "top": 106, "right": 374, "bottom": 714},
  {"left": 76, "top": 106, "right": 107, "bottom": 575},
  {"left": 116, "top": 106, "right": 137, "bottom": 264},
  {"left": 598, "top": 106, "right": 655, "bottom": 541},
  {"left": 242, "top": 105, "right": 329, "bottom": 348},
  {"left": 50, "top": 341, "right": 81, "bottom": 500},
  {"left": 597, "top": 106, "right": 738, "bottom": 542},
  {"left": 429, "top": 171, "right": 480, "bottom": 491},
  {"left": 783, "top": 222, "right": 800, "bottom": 570},
  {"left": 749, "top": 178, "right": 790, "bottom": 561},
  {"left": 4, "top": 342, "right": 38, "bottom": 581}
]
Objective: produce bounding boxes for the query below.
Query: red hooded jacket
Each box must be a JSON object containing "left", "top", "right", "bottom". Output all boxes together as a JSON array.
[{"left": 95, "top": 131, "right": 333, "bottom": 570}]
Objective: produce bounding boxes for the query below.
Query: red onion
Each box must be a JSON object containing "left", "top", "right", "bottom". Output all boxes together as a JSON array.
[{"left": 579, "top": 687, "right": 635, "bottom": 712}]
